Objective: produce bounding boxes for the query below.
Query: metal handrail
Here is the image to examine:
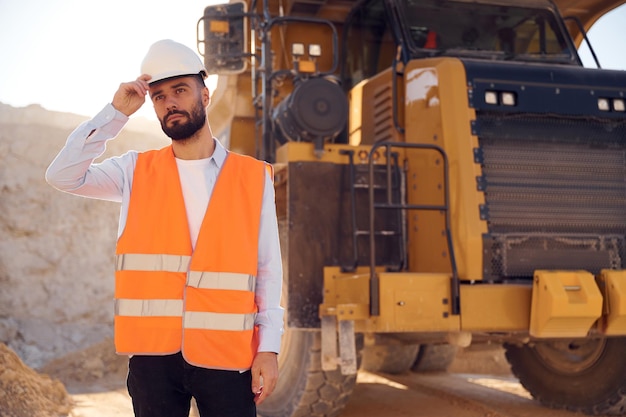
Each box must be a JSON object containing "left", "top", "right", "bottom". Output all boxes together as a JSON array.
[{"left": 368, "top": 142, "right": 459, "bottom": 316}]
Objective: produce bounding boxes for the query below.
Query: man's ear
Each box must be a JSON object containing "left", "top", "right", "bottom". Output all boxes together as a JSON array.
[{"left": 203, "top": 87, "right": 210, "bottom": 107}]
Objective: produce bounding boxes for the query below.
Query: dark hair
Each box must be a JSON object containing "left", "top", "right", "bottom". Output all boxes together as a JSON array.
[{"left": 194, "top": 74, "right": 207, "bottom": 88}]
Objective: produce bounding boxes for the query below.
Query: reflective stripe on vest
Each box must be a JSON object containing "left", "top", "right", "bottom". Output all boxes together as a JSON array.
[
  {"left": 116, "top": 254, "right": 256, "bottom": 292},
  {"left": 187, "top": 271, "right": 256, "bottom": 291},
  {"left": 114, "top": 146, "right": 265, "bottom": 369},
  {"left": 115, "top": 299, "right": 183, "bottom": 317},
  {"left": 116, "top": 253, "right": 190, "bottom": 273},
  {"left": 184, "top": 311, "right": 256, "bottom": 331},
  {"left": 115, "top": 299, "right": 256, "bottom": 331}
]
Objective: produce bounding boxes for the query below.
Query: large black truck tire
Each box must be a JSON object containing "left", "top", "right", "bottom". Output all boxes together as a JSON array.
[
  {"left": 257, "top": 329, "right": 358, "bottom": 417},
  {"left": 361, "top": 334, "right": 420, "bottom": 374},
  {"left": 411, "top": 344, "right": 458, "bottom": 373},
  {"left": 504, "top": 337, "right": 626, "bottom": 415}
]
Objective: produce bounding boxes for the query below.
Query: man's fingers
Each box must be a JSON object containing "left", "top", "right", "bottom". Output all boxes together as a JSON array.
[
  {"left": 138, "top": 73, "right": 152, "bottom": 84},
  {"left": 253, "top": 371, "right": 277, "bottom": 404},
  {"left": 130, "top": 76, "right": 150, "bottom": 98},
  {"left": 252, "top": 381, "right": 265, "bottom": 404},
  {"left": 131, "top": 82, "right": 147, "bottom": 99},
  {"left": 112, "top": 77, "right": 150, "bottom": 116},
  {"left": 261, "top": 369, "right": 278, "bottom": 396},
  {"left": 251, "top": 369, "right": 261, "bottom": 395},
  {"left": 135, "top": 74, "right": 152, "bottom": 93}
]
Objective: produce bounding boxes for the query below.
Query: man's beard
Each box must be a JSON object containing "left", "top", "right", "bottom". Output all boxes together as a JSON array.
[{"left": 160, "top": 102, "right": 206, "bottom": 141}]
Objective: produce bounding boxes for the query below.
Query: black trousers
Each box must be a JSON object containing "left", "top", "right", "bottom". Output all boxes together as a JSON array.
[{"left": 127, "top": 352, "right": 256, "bottom": 417}]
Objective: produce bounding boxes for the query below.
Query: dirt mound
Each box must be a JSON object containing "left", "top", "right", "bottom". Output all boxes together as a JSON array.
[
  {"left": 0, "top": 343, "right": 71, "bottom": 417},
  {"left": 40, "top": 338, "right": 128, "bottom": 392}
]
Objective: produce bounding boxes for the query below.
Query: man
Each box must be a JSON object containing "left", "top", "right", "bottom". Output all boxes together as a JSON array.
[{"left": 46, "top": 39, "right": 283, "bottom": 417}]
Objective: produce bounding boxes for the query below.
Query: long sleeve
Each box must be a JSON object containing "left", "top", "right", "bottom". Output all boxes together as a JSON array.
[
  {"left": 255, "top": 171, "right": 285, "bottom": 354},
  {"left": 45, "top": 104, "right": 136, "bottom": 203}
]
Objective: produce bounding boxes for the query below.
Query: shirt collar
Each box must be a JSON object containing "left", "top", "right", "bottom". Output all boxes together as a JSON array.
[{"left": 211, "top": 138, "right": 228, "bottom": 169}]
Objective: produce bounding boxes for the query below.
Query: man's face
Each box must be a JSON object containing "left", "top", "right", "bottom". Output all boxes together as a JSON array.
[{"left": 149, "top": 76, "right": 208, "bottom": 141}]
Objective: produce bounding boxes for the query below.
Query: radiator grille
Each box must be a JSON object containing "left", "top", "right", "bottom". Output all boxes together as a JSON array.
[
  {"left": 477, "top": 112, "right": 626, "bottom": 278},
  {"left": 372, "top": 83, "right": 395, "bottom": 143}
]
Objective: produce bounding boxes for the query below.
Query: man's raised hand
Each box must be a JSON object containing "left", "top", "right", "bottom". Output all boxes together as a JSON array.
[{"left": 112, "top": 74, "right": 152, "bottom": 116}]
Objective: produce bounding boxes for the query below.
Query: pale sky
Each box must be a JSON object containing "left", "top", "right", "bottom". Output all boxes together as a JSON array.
[
  {"left": 0, "top": 0, "right": 624, "bottom": 120},
  {"left": 0, "top": 0, "right": 221, "bottom": 120}
]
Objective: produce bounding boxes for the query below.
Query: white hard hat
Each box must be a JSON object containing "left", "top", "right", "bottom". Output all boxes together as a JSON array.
[{"left": 141, "top": 39, "right": 208, "bottom": 85}]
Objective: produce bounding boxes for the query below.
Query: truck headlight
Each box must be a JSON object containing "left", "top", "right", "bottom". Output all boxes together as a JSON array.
[
  {"left": 501, "top": 92, "right": 516, "bottom": 106},
  {"left": 598, "top": 98, "right": 610, "bottom": 111},
  {"left": 485, "top": 91, "right": 498, "bottom": 105}
]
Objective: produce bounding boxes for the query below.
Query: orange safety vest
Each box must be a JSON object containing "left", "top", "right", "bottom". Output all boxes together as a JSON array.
[{"left": 114, "top": 145, "right": 267, "bottom": 370}]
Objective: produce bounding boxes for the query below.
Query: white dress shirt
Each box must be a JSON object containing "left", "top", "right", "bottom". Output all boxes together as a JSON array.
[{"left": 45, "top": 103, "right": 284, "bottom": 354}]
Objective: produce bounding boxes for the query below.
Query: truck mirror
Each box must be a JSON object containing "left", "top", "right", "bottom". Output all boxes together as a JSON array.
[{"left": 197, "top": 1, "right": 247, "bottom": 74}]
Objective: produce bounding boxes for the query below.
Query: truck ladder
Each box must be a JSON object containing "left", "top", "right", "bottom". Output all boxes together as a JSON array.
[
  {"left": 368, "top": 142, "right": 460, "bottom": 316},
  {"left": 339, "top": 149, "right": 405, "bottom": 273}
]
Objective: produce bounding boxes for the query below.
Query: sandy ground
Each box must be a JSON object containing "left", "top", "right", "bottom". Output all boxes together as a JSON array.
[
  {"left": 44, "top": 340, "right": 514, "bottom": 417},
  {"left": 6, "top": 339, "right": 608, "bottom": 417}
]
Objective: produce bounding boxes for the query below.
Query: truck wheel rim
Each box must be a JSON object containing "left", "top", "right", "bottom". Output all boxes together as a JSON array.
[{"left": 532, "top": 338, "right": 606, "bottom": 375}]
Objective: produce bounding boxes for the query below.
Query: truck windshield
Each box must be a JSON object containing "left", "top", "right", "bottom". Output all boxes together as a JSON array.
[
  {"left": 342, "top": 0, "right": 579, "bottom": 89},
  {"left": 402, "top": 0, "right": 577, "bottom": 62}
]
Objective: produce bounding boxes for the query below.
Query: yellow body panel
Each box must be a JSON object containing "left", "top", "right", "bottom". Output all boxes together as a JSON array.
[
  {"left": 460, "top": 284, "right": 531, "bottom": 332},
  {"left": 319, "top": 267, "right": 378, "bottom": 327},
  {"left": 403, "top": 58, "right": 487, "bottom": 280},
  {"left": 320, "top": 267, "right": 459, "bottom": 333},
  {"left": 276, "top": 141, "right": 393, "bottom": 165},
  {"left": 321, "top": 266, "right": 626, "bottom": 337},
  {"left": 597, "top": 270, "right": 626, "bottom": 335},
  {"left": 530, "top": 270, "right": 603, "bottom": 338},
  {"left": 374, "top": 272, "right": 460, "bottom": 332}
]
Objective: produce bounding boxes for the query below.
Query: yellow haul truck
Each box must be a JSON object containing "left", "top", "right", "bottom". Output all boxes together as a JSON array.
[{"left": 198, "top": 0, "right": 626, "bottom": 415}]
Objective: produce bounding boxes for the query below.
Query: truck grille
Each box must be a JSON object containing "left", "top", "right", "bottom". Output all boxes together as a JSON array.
[{"left": 477, "top": 112, "right": 626, "bottom": 279}]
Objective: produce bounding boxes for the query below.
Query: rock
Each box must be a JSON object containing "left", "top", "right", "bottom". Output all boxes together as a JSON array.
[
  {"left": 0, "top": 101, "right": 167, "bottom": 367},
  {"left": 0, "top": 317, "right": 18, "bottom": 343}
]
